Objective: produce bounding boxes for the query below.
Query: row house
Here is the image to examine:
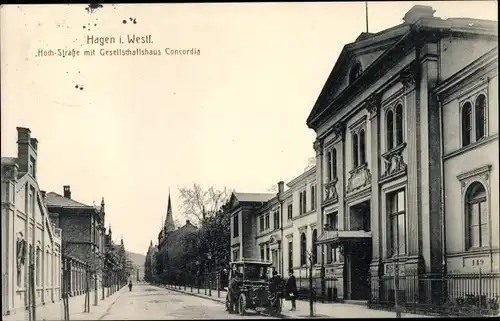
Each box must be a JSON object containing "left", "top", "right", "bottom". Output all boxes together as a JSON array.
[
  {"left": 46, "top": 186, "right": 107, "bottom": 300},
  {"left": 307, "top": 5, "right": 498, "bottom": 303},
  {"left": 1, "top": 127, "right": 62, "bottom": 316}
]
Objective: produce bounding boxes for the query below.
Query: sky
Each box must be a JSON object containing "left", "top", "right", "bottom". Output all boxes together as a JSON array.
[{"left": 1, "top": 1, "right": 497, "bottom": 255}]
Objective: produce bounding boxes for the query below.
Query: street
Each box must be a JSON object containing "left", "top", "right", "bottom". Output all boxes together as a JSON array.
[{"left": 99, "top": 283, "right": 277, "bottom": 320}]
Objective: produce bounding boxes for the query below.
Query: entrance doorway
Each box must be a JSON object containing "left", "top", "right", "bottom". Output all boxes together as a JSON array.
[{"left": 348, "top": 201, "right": 372, "bottom": 300}]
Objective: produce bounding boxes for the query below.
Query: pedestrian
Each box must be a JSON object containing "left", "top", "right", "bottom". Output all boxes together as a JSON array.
[
  {"left": 227, "top": 271, "right": 242, "bottom": 313},
  {"left": 285, "top": 268, "right": 297, "bottom": 311},
  {"left": 128, "top": 280, "right": 133, "bottom": 292}
]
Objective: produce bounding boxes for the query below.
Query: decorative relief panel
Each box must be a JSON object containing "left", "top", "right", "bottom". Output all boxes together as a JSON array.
[
  {"left": 381, "top": 143, "right": 407, "bottom": 178},
  {"left": 324, "top": 178, "right": 338, "bottom": 203},
  {"left": 347, "top": 164, "right": 372, "bottom": 193}
]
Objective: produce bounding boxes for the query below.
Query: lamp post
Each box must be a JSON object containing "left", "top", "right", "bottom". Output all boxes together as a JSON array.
[{"left": 207, "top": 252, "right": 212, "bottom": 296}]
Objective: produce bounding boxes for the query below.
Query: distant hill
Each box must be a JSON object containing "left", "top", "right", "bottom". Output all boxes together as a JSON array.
[{"left": 126, "top": 251, "right": 146, "bottom": 280}]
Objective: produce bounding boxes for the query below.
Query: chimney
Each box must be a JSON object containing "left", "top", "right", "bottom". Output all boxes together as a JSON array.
[
  {"left": 16, "top": 127, "right": 38, "bottom": 177},
  {"left": 403, "top": 5, "right": 436, "bottom": 24},
  {"left": 278, "top": 181, "right": 285, "bottom": 194},
  {"left": 41, "top": 190, "right": 46, "bottom": 199},
  {"left": 186, "top": 220, "right": 191, "bottom": 225},
  {"left": 63, "top": 185, "right": 71, "bottom": 199}
]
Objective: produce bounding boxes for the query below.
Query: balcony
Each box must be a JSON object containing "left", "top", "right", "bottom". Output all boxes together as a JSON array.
[{"left": 323, "top": 178, "right": 338, "bottom": 204}]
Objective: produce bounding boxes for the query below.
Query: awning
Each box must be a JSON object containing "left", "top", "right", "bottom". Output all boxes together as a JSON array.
[{"left": 316, "top": 230, "right": 372, "bottom": 245}]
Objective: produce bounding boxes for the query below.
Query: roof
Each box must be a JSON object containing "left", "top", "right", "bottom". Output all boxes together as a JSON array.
[
  {"left": 306, "top": 7, "right": 498, "bottom": 129},
  {"left": 45, "top": 192, "right": 94, "bottom": 208},
  {"left": 233, "top": 192, "right": 275, "bottom": 203}
]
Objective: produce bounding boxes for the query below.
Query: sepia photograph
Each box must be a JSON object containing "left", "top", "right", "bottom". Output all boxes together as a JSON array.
[{"left": 1, "top": 1, "right": 498, "bottom": 319}]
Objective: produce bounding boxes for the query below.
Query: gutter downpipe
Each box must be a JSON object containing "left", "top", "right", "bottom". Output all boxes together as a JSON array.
[{"left": 436, "top": 92, "right": 447, "bottom": 303}]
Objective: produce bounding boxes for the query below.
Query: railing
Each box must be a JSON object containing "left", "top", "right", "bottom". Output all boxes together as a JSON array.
[{"left": 369, "top": 272, "right": 500, "bottom": 317}]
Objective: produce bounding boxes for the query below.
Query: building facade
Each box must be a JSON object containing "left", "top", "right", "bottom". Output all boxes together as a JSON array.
[
  {"left": 230, "top": 5, "right": 498, "bottom": 307},
  {"left": 306, "top": 5, "right": 498, "bottom": 303},
  {"left": 229, "top": 168, "right": 320, "bottom": 281},
  {"left": 1, "top": 127, "right": 62, "bottom": 316},
  {"left": 156, "top": 193, "right": 198, "bottom": 283},
  {"left": 46, "top": 186, "right": 107, "bottom": 300}
]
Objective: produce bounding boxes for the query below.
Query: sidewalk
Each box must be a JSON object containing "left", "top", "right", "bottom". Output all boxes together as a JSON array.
[
  {"left": 4, "top": 286, "right": 127, "bottom": 321},
  {"left": 160, "top": 284, "right": 435, "bottom": 319}
]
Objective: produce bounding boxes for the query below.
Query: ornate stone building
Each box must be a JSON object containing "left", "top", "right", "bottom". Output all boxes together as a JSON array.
[
  {"left": 1, "top": 127, "right": 62, "bottom": 316},
  {"left": 307, "top": 5, "right": 498, "bottom": 302}
]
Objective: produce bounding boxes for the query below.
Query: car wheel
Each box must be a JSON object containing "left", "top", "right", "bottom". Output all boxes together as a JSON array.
[{"left": 238, "top": 293, "right": 247, "bottom": 316}]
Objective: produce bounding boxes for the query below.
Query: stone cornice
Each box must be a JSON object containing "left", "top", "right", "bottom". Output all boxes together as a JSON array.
[{"left": 434, "top": 47, "right": 497, "bottom": 99}]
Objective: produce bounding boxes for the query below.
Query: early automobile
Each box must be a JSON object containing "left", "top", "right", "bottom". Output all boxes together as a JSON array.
[{"left": 225, "top": 259, "right": 282, "bottom": 317}]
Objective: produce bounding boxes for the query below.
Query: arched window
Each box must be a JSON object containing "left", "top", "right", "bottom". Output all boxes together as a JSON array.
[
  {"left": 36, "top": 247, "right": 41, "bottom": 286},
  {"left": 462, "top": 101, "right": 473, "bottom": 147},
  {"left": 332, "top": 148, "right": 337, "bottom": 179},
  {"left": 395, "top": 104, "right": 404, "bottom": 146},
  {"left": 387, "top": 110, "right": 394, "bottom": 150},
  {"left": 349, "top": 62, "right": 362, "bottom": 84},
  {"left": 300, "top": 233, "right": 307, "bottom": 266},
  {"left": 352, "top": 134, "right": 359, "bottom": 168},
  {"left": 312, "top": 229, "right": 318, "bottom": 264},
  {"left": 359, "top": 129, "right": 366, "bottom": 164},
  {"left": 327, "top": 151, "right": 332, "bottom": 181},
  {"left": 466, "top": 182, "right": 488, "bottom": 249},
  {"left": 475, "top": 94, "right": 486, "bottom": 141}
]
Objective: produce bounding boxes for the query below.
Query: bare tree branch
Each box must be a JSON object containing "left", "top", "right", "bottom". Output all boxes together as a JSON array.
[
  {"left": 304, "top": 156, "right": 316, "bottom": 172},
  {"left": 266, "top": 184, "right": 278, "bottom": 193},
  {"left": 178, "top": 183, "right": 232, "bottom": 225}
]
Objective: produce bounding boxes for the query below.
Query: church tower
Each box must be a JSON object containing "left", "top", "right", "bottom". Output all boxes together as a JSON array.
[{"left": 163, "top": 192, "right": 175, "bottom": 233}]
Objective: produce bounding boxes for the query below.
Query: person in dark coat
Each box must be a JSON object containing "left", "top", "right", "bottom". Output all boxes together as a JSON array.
[
  {"left": 128, "top": 280, "right": 133, "bottom": 291},
  {"left": 227, "top": 272, "right": 242, "bottom": 313},
  {"left": 285, "top": 269, "right": 297, "bottom": 311}
]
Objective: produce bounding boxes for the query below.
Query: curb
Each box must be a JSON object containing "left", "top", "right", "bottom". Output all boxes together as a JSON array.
[
  {"left": 97, "top": 286, "right": 128, "bottom": 320},
  {"left": 159, "top": 286, "right": 226, "bottom": 305}
]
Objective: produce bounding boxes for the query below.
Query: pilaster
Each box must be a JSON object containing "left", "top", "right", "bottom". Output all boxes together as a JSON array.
[
  {"left": 365, "top": 93, "right": 382, "bottom": 262},
  {"left": 333, "top": 123, "right": 346, "bottom": 230},
  {"left": 314, "top": 139, "right": 324, "bottom": 266},
  {"left": 401, "top": 62, "right": 421, "bottom": 258}
]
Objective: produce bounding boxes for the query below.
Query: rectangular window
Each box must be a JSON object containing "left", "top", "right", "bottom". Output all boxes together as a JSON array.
[
  {"left": 233, "top": 215, "right": 239, "bottom": 237},
  {"left": 273, "top": 211, "right": 279, "bottom": 230},
  {"left": 287, "top": 204, "right": 293, "bottom": 220},
  {"left": 311, "top": 185, "right": 316, "bottom": 210},
  {"left": 266, "top": 245, "right": 270, "bottom": 261},
  {"left": 299, "top": 193, "right": 303, "bottom": 215},
  {"left": 303, "top": 191, "right": 307, "bottom": 213},
  {"left": 326, "top": 244, "right": 332, "bottom": 264},
  {"left": 233, "top": 249, "right": 240, "bottom": 261},
  {"left": 260, "top": 216, "right": 265, "bottom": 232},
  {"left": 388, "top": 190, "right": 406, "bottom": 256},
  {"left": 265, "top": 214, "right": 270, "bottom": 230},
  {"left": 288, "top": 241, "right": 293, "bottom": 270},
  {"left": 260, "top": 246, "right": 265, "bottom": 261},
  {"left": 325, "top": 212, "right": 338, "bottom": 230},
  {"left": 469, "top": 201, "right": 488, "bottom": 248}
]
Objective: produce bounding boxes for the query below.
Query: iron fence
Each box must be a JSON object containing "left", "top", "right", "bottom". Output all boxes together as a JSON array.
[{"left": 369, "top": 272, "right": 500, "bottom": 317}]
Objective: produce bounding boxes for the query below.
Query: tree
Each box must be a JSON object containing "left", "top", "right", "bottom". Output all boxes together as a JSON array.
[
  {"left": 178, "top": 183, "right": 232, "bottom": 224},
  {"left": 266, "top": 184, "right": 278, "bottom": 193},
  {"left": 304, "top": 156, "right": 316, "bottom": 172}
]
